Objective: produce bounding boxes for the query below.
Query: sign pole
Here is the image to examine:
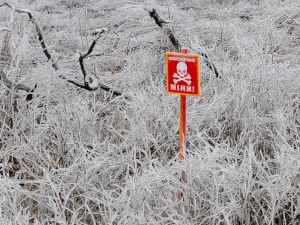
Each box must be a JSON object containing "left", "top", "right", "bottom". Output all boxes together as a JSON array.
[
  {"left": 165, "top": 47, "right": 200, "bottom": 202},
  {"left": 179, "top": 94, "right": 186, "bottom": 163},
  {"left": 179, "top": 47, "right": 188, "bottom": 201},
  {"left": 179, "top": 47, "right": 188, "bottom": 163}
]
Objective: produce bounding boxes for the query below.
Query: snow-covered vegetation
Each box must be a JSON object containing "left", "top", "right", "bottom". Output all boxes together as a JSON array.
[{"left": 1, "top": 0, "right": 300, "bottom": 224}]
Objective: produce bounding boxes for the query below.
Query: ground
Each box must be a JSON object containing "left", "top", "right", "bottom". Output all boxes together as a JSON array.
[{"left": 1, "top": 0, "right": 300, "bottom": 224}]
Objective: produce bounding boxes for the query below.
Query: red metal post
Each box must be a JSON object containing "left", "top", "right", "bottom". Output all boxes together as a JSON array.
[
  {"left": 179, "top": 95, "right": 186, "bottom": 163},
  {"left": 179, "top": 47, "right": 188, "bottom": 163},
  {"left": 179, "top": 47, "right": 188, "bottom": 201}
]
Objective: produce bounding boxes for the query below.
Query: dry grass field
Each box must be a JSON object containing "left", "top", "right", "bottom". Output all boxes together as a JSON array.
[{"left": 1, "top": 0, "right": 300, "bottom": 224}]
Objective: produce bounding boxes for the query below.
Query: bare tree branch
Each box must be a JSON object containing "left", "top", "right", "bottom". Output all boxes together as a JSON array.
[
  {"left": 99, "top": 84, "right": 122, "bottom": 96},
  {"left": 146, "top": 8, "right": 181, "bottom": 51},
  {"left": 2, "top": 1, "right": 59, "bottom": 70},
  {"left": 0, "top": 70, "right": 31, "bottom": 92},
  {"left": 61, "top": 28, "right": 121, "bottom": 95},
  {"left": 0, "top": 2, "right": 15, "bottom": 31},
  {"left": 146, "top": 8, "right": 219, "bottom": 78},
  {"left": 199, "top": 52, "right": 219, "bottom": 78},
  {"left": 0, "top": 70, "right": 37, "bottom": 100},
  {"left": 1, "top": 2, "right": 123, "bottom": 95},
  {"left": 0, "top": 27, "right": 11, "bottom": 32},
  {"left": 79, "top": 29, "right": 106, "bottom": 90},
  {"left": 0, "top": 2, "right": 37, "bottom": 98}
]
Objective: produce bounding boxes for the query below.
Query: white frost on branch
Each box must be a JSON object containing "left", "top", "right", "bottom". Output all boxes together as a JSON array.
[
  {"left": 0, "top": 3, "right": 122, "bottom": 95},
  {"left": 79, "top": 28, "right": 107, "bottom": 91},
  {"left": 0, "top": 27, "right": 11, "bottom": 31},
  {"left": 84, "top": 73, "right": 100, "bottom": 90},
  {"left": 93, "top": 28, "right": 108, "bottom": 35},
  {"left": 0, "top": 1, "right": 16, "bottom": 32}
]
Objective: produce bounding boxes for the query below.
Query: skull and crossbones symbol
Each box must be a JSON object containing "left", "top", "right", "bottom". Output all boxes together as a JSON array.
[{"left": 173, "top": 62, "right": 191, "bottom": 85}]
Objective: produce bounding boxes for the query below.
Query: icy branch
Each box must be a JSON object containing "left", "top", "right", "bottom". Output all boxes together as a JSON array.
[
  {"left": 0, "top": 2, "right": 15, "bottom": 31},
  {"left": 0, "top": 70, "right": 30, "bottom": 92},
  {"left": 0, "top": 2, "right": 123, "bottom": 95},
  {"left": 200, "top": 52, "right": 219, "bottom": 78},
  {"left": 1, "top": 1, "right": 58, "bottom": 69},
  {"left": 146, "top": 8, "right": 180, "bottom": 51},
  {"left": 146, "top": 8, "right": 219, "bottom": 78},
  {"left": 0, "top": 3, "right": 37, "bottom": 98},
  {"left": 0, "top": 70, "right": 36, "bottom": 100},
  {"left": 0, "top": 27, "right": 10, "bottom": 31},
  {"left": 79, "top": 28, "right": 106, "bottom": 90},
  {"left": 73, "top": 28, "right": 122, "bottom": 95}
]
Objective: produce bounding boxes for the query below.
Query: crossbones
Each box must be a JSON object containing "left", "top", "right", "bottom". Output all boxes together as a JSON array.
[{"left": 173, "top": 73, "right": 191, "bottom": 85}]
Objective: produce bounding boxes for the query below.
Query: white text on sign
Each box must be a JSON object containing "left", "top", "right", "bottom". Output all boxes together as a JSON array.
[
  {"left": 170, "top": 84, "right": 195, "bottom": 93},
  {"left": 169, "top": 57, "right": 196, "bottom": 62}
]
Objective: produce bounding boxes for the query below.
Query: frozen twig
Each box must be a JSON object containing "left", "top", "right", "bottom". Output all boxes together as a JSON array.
[
  {"left": 79, "top": 28, "right": 104, "bottom": 91},
  {"left": 0, "top": 2, "right": 38, "bottom": 98},
  {"left": 146, "top": 8, "right": 219, "bottom": 78},
  {"left": 0, "top": 2, "right": 123, "bottom": 95},
  {"left": 2, "top": 1, "right": 59, "bottom": 70},
  {"left": 0, "top": 27, "right": 11, "bottom": 31},
  {"left": 0, "top": 70, "right": 30, "bottom": 92},
  {"left": 77, "top": 28, "right": 122, "bottom": 95},
  {"left": 0, "top": 2, "right": 15, "bottom": 31},
  {"left": 146, "top": 8, "right": 180, "bottom": 50},
  {"left": 199, "top": 52, "right": 219, "bottom": 78},
  {"left": 0, "top": 70, "right": 37, "bottom": 100}
]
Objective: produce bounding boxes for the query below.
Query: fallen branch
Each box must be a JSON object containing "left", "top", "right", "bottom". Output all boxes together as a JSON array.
[
  {"left": 0, "top": 70, "right": 37, "bottom": 100},
  {"left": 146, "top": 8, "right": 219, "bottom": 78},
  {"left": 0, "top": 2, "right": 123, "bottom": 95},
  {"left": 0, "top": 70, "right": 30, "bottom": 92},
  {"left": 0, "top": 3, "right": 37, "bottom": 100},
  {"left": 99, "top": 84, "right": 122, "bottom": 96},
  {"left": 75, "top": 28, "right": 122, "bottom": 95},
  {"left": 79, "top": 29, "right": 104, "bottom": 91},
  {"left": 1, "top": 2, "right": 58, "bottom": 69},
  {"left": 147, "top": 8, "right": 180, "bottom": 51},
  {"left": 199, "top": 52, "right": 219, "bottom": 78},
  {"left": 0, "top": 27, "right": 11, "bottom": 31}
]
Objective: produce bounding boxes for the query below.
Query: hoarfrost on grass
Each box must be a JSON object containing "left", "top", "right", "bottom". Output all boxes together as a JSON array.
[{"left": 1, "top": 0, "right": 300, "bottom": 224}]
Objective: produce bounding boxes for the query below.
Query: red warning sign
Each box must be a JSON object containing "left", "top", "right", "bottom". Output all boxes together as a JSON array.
[{"left": 166, "top": 52, "right": 200, "bottom": 96}]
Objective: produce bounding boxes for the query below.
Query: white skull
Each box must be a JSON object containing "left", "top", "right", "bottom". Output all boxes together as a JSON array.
[{"left": 176, "top": 62, "right": 188, "bottom": 78}]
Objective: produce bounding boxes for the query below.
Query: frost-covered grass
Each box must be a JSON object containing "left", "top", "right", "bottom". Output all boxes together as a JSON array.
[{"left": 1, "top": 0, "right": 300, "bottom": 224}]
